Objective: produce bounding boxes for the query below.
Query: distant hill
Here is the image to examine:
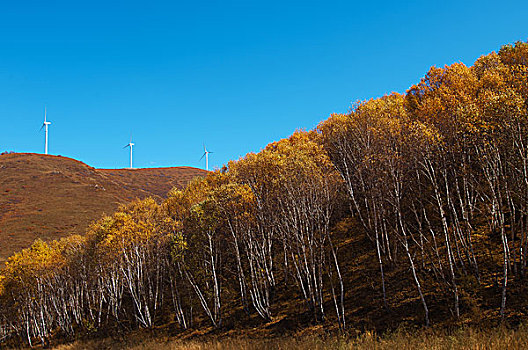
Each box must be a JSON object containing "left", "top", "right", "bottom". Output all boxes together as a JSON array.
[{"left": 0, "top": 153, "right": 206, "bottom": 264}]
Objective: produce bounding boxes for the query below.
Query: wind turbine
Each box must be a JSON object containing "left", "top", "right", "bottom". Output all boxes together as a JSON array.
[
  {"left": 123, "top": 137, "right": 135, "bottom": 169},
  {"left": 200, "top": 143, "right": 213, "bottom": 171},
  {"left": 40, "top": 106, "right": 51, "bottom": 154}
]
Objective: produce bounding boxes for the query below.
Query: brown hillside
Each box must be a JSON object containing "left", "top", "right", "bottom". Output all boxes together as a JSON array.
[
  {"left": 0, "top": 153, "right": 206, "bottom": 264},
  {"left": 99, "top": 167, "right": 205, "bottom": 198}
]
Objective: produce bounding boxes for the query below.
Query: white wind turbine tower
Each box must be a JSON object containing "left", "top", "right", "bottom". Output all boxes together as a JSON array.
[
  {"left": 40, "top": 106, "right": 52, "bottom": 154},
  {"left": 123, "top": 137, "right": 135, "bottom": 169},
  {"left": 200, "top": 143, "right": 213, "bottom": 171}
]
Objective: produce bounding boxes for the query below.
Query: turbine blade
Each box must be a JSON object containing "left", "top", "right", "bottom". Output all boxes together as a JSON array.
[
  {"left": 199, "top": 152, "right": 206, "bottom": 161},
  {"left": 39, "top": 124, "right": 44, "bottom": 131},
  {"left": 123, "top": 144, "right": 129, "bottom": 149}
]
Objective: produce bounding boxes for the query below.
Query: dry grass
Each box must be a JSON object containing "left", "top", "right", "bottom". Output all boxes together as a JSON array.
[{"left": 48, "top": 326, "right": 528, "bottom": 350}]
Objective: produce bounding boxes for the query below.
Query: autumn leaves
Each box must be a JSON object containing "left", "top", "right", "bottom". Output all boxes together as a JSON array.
[
  {"left": 320, "top": 41, "right": 528, "bottom": 325},
  {"left": 0, "top": 131, "right": 347, "bottom": 345},
  {"left": 1, "top": 41, "right": 528, "bottom": 346}
]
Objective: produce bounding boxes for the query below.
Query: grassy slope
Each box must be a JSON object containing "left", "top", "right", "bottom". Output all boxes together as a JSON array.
[
  {"left": 0, "top": 153, "right": 206, "bottom": 264},
  {"left": 176, "top": 217, "right": 527, "bottom": 339}
]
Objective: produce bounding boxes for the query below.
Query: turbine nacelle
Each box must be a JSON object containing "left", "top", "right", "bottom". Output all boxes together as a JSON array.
[{"left": 40, "top": 120, "right": 51, "bottom": 131}]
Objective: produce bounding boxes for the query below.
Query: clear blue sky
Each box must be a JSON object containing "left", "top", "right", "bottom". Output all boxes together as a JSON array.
[{"left": 1, "top": 0, "right": 527, "bottom": 169}]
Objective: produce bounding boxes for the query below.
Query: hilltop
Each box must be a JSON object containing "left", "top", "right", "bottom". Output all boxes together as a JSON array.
[{"left": 0, "top": 153, "right": 206, "bottom": 263}]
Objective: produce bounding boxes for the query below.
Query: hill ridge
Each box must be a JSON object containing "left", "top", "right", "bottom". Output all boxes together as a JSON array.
[{"left": 0, "top": 152, "right": 206, "bottom": 263}]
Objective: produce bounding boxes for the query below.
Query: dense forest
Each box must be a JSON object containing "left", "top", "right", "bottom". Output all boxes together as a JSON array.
[{"left": 1, "top": 41, "right": 528, "bottom": 347}]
